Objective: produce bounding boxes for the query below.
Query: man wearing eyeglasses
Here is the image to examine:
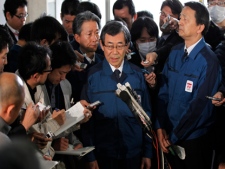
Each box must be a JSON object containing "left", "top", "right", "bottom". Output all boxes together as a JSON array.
[
  {"left": 3, "top": 0, "right": 28, "bottom": 47},
  {"left": 81, "top": 20, "right": 152, "bottom": 169},
  {"left": 142, "top": 0, "right": 183, "bottom": 73}
]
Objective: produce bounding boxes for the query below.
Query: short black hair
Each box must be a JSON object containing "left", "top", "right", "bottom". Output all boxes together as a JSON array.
[
  {"left": 4, "top": 0, "right": 27, "bottom": 19},
  {"left": 161, "top": 0, "right": 183, "bottom": 17},
  {"left": 0, "top": 25, "right": 12, "bottom": 52},
  {"left": 185, "top": 1, "right": 209, "bottom": 36},
  {"left": 31, "top": 15, "right": 68, "bottom": 44},
  {"left": 18, "top": 42, "right": 52, "bottom": 80},
  {"left": 61, "top": 0, "right": 80, "bottom": 17},
  {"left": 137, "top": 10, "right": 153, "bottom": 19},
  {"left": 113, "top": 0, "right": 136, "bottom": 17},
  {"left": 50, "top": 41, "right": 76, "bottom": 69},
  {"left": 73, "top": 11, "right": 101, "bottom": 35},
  {"left": 100, "top": 20, "right": 131, "bottom": 45},
  {"left": 130, "top": 17, "right": 159, "bottom": 42},
  {"left": 18, "top": 22, "right": 32, "bottom": 41},
  {"left": 76, "top": 1, "right": 102, "bottom": 19}
]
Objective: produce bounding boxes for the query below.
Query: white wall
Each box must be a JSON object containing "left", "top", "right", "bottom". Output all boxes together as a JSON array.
[
  {"left": 0, "top": 0, "right": 5, "bottom": 25},
  {"left": 0, "top": 0, "right": 206, "bottom": 28}
]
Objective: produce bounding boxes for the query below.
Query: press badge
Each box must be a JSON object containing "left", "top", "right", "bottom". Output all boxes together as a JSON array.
[{"left": 185, "top": 80, "right": 193, "bottom": 93}]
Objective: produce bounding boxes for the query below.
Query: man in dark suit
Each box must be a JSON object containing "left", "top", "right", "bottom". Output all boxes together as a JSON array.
[
  {"left": 66, "top": 11, "right": 104, "bottom": 103},
  {"left": 3, "top": 0, "right": 28, "bottom": 47}
]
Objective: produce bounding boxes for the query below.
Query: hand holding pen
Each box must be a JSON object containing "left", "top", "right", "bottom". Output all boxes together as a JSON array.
[
  {"left": 21, "top": 103, "right": 40, "bottom": 131},
  {"left": 37, "top": 105, "right": 51, "bottom": 122},
  {"left": 30, "top": 132, "right": 52, "bottom": 149}
]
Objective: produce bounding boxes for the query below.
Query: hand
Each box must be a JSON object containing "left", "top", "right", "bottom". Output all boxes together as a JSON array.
[
  {"left": 141, "top": 52, "right": 158, "bottom": 67},
  {"left": 80, "top": 100, "right": 90, "bottom": 107},
  {"left": 219, "top": 163, "right": 225, "bottom": 169},
  {"left": 37, "top": 108, "right": 50, "bottom": 122},
  {"left": 75, "top": 50, "right": 84, "bottom": 62},
  {"left": 80, "top": 108, "right": 92, "bottom": 124},
  {"left": 144, "top": 72, "right": 156, "bottom": 88},
  {"left": 157, "top": 128, "right": 171, "bottom": 153},
  {"left": 80, "top": 99, "right": 96, "bottom": 111},
  {"left": 43, "top": 155, "right": 52, "bottom": 161},
  {"left": 52, "top": 109, "right": 65, "bottom": 126},
  {"left": 30, "top": 132, "right": 52, "bottom": 149},
  {"left": 52, "top": 137, "right": 69, "bottom": 151},
  {"left": 141, "top": 157, "right": 151, "bottom": 169},
  {"left": 169, "top": 17, "right": 179, "bottom": 31},
  {"left": 72, "top": 64, "right": 85, "bottom": 72},
  {"left": 71, "top": 50, "right": 85, "bottom": 72},
  {"left": 212, "top": 91, "right": 225, "bottom": 106},
  {"left": 21, "top": 103, "right": 40, "bottom": 131},
  {"left": 74, "top": 143, "right": 83, "bottom": 150},
  {"left": 126, "top": 48, "right": 132, "bottom": 55},
  {"left": 85, "top": 160, "right": 99, "bottom": 169}
]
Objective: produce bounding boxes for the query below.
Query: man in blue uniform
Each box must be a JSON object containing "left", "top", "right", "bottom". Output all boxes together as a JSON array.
[
  {"left": 156, "top": 2, "right": 221, "bottom": 169},
  {"left": 81, "top": 20, "right": 152, "bottom": 169}
]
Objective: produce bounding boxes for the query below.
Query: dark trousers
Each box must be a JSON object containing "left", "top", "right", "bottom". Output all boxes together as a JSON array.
[
  {"left": 165, "top": 133, "right": 213, "bottom": 169},
  {"left": 212, "top": 106, "right": 225, "bottom": 169},
  {"left": 96, "top": 153, "right": 141, "bottom": 169}
]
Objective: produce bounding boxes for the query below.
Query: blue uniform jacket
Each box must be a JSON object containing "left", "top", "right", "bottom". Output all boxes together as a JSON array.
[
  {"left": 81, "top": 59, "right": 153, "bottom": 161},
  {"left": 156, "top": 38, "right": 221, "bottom": 144}
]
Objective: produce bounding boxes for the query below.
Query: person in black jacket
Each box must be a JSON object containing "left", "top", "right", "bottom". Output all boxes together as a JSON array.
[
  {"left": 142, "top": 0, "right": 183, "bottom": 74},
  {"left": 3, "top": 0, "right": 28, "bottom": 47}
]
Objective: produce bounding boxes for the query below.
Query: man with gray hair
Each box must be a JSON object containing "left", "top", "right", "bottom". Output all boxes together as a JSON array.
[
  {"left": 81, "top": 20, "right": 152, "bottom": 169},
  {"left": 67, "top": 11, "right": 104, "bottom": 103}
]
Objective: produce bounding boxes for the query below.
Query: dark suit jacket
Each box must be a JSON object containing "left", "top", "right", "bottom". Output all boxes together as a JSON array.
[
  {"left": 4, "top": 24, "right": 17, "bottom": 48},
  {"left": 204, "top": 21, "right": 225, "bottom": 51},
  {"left": 66, "top": 49, "right": 104, "bottom": 102},
  {"left": 155, "top": 30, "right": 183, "bottom": 74}
]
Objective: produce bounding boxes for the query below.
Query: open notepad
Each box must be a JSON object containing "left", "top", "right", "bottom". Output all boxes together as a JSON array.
[
  {"left": 55, "top": 144, "right": 95, "bottom": 157},
  {"left": 53, "top": 102, "right": 85, "bottom": 136},
  {"left": 36, "top": 151, "right": 58, "bottom": 169}
]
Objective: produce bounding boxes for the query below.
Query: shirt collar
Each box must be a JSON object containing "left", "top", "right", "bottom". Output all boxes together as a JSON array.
[
  {"left": 185, "top": 38, "right": 202, "bottom": 55},
  {"left": 109, "top": 60, "right": 124, "bottom": 73},
  {"left": 6, "top": 23, "right": 19, "bottom": 34}
]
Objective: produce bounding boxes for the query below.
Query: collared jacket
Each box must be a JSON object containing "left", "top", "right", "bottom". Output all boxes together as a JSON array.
[
  {"left": 66, "top": 49, "right": 104, "bottom": 103},
  {"left": 81, "top": 59, "right": 153, "bottom": 161},
  {"left": 156, "top": 38, "right": 221, "bottom": 144}
]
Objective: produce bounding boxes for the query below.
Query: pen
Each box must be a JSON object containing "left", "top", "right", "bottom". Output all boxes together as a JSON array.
[
  {"left": 70, "top": 98, "right": 74, "bottom": 105},
  {"left": 129, "top": 52, "right": 136, "bottom": 55}
]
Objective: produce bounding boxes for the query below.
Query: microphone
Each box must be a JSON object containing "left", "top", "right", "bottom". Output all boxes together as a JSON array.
[
  {"left": 119, "top": 90, "right": 147, "bottom": 128},
  {"left": 116, "top": 83, "right": 154, "bottom": 139}
]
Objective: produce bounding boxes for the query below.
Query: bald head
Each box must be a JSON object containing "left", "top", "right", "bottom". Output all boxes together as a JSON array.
[{"left": 0, "top": 73, "right": 24, "bottom": 124}]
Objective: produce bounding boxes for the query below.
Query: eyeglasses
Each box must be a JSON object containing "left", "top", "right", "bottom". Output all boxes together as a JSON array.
[
  {"left": 104, "top": 44, "right": 127, "bottom": 50},
  {"left": 208, "top": 1, "right": 225, "bottom": 6},
  {"left": 14, "top": 13, "right": 28, "bottom": 19},
  {"left": 160, "top": 11, "right": 168, "bottom": 17}
]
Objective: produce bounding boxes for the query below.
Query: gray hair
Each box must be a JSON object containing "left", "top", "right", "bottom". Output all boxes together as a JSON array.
[{"left": 72, "top": 11, "right": 101, "bottom": 35}]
